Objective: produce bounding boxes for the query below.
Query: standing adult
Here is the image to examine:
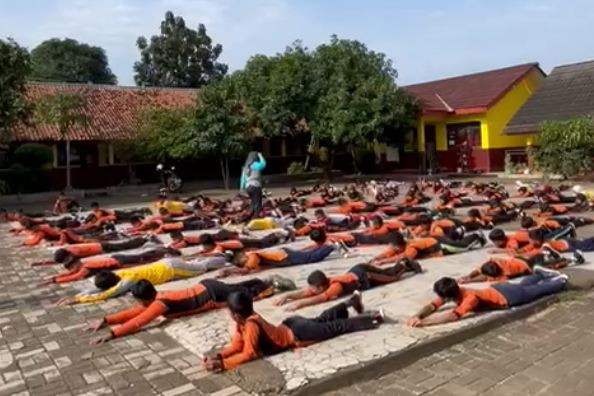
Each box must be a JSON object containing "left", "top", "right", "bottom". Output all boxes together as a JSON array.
[{"left": 240, "top": 151, "right": 267, "bottom": 218}]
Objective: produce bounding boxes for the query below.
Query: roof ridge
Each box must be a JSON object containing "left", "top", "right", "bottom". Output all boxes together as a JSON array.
[
  {"left": 26, "top": 81, "right": 199, "bottom": 92},
  {"left": 552, "top": 59, "right": 594, "bottom": 71},
  {"left": 404, "top": 62, "right": 539, "bottom": 88}
]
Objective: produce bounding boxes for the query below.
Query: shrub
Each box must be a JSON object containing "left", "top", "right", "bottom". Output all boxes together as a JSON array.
[
  {"left": 287, "top": 162, "right": 305, "bottom": 175},
  {"left": 535, "top": 117, "right": 594, "bottom": 179},
  {"left": 13, "top": 143, "right": 53, "bottom": 169}
]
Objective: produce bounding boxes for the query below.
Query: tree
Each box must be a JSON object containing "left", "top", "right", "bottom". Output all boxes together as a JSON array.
[
  {"left": 30, "top": 38, "right": 117, "bottom": 84},
  {"left": 535, "top": 117, "right": 594, "bottom": 179},
  {"left": 134, "top": 11, "right": 228, "bottom": 88},
  {"left": 239, "top": 42, "right": 316, "bottom": 137},
  {"left": 35, "top": 93, "right": 89, "bottom": 189},
  {"left": 193, "top": 76, "right": 249, "bottom": 189},
  {"left": 137, "top": 107, "right": 195, "bottom": 162},
  {"left": 310, "top": 36, "right": 418, "bottom": 172},
  {"left": 0, "top": 38, "right": 30, "bottom": 139}
]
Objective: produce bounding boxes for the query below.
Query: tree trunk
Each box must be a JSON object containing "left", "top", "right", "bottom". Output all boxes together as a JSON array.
[
  {"left": 304, "top": 134, "right": 316, "bottom": 171},
  {"left": 220, "top": 156, "right": 229, "bottom": 190},
  {"left": 350, "top": 145, "right": 360, "bottom": 174},
  {"left": 65, "top": 138, "right": 72, "bottom": 190}
]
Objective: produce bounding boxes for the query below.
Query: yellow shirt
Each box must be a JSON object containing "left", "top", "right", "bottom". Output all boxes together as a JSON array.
[
  {"left": 154, "top": 200, "right": 187, "bottom": 215},
  {"left": 75, "top": 261, "right": 176, "bottom": 303}
]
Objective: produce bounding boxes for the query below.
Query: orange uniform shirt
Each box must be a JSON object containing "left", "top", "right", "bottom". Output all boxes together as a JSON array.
[
  {"left": 432, "top": 287, "right": 508, "bottom": 317},
  {"left": 220, "top": 314, "right": 295, "bottom": 369},
  {"left": 244, "top": 250, "right": 289, "bottom": 271}
]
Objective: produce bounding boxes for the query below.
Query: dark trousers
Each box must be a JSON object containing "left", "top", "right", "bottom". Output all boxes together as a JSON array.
[
  {"left": 206, "top": 229, "right": 239, "bottom": 242},
  {"left": 492, "top": 274, "right": 566, "bottom": 307},
  {"left": 112, "top": 247, "right": 168, "bottom": 265},
  {"left": 201, "top": 278, "right": 270, "bottom": 302},
  {"left": 492, "top": 213, "right": 516, "bottom": 224},
  {"left": 113, "top": 209, "right": 150, "bottom": 222},
  {"left": 546, "top": 224, "right": 576, "bottom": 240},
  {"left": 241, "top": 233, "right": 280, "bottom": 249},
  {"left": 101, "top": 237, "right": 147, "bottom": 252},
  {"left": 284, "top": 245, "right": 334, "bottom": 266},
  {"left": 353, "top": 232, "right": 396, "bottom": 245},
  {"left": 247, "top": 185, "right": 263, "bottom": 218},
  {"left": 551, "top": 216, "right": 594, "bottom": 228},
  {"left": 568, "top": 237, "right": 594, "bottom": 252},
  {"left": 283, "top": 302, "right": 376, "bottom": 343},
  {"left": 349, "top": 263, "right": 406, "bottom": 290},
  {"left": 183, "top": 219, "right": 215, "bottom": 230},
  {"left": 439, "top": 234, "right": 481, "bottom": 254}
]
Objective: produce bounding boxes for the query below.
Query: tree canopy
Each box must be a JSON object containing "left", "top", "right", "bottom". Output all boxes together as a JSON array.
[
  {"left": 30, "top": 38, "right": 117, "bottom": 84},
  {"left": 0, "top": 38, "right": 31, "bottom": 138},
  {"left": 134, "top": 11, "right": 228, "bottom": 88},
  {"left": 535, "top": 117, "right": 594, "bottom": 179}
]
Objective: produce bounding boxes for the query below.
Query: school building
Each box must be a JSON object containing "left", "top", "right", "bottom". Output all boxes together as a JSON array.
[{"left": 402, "top": 63, "right": 545, "bottom": 173}]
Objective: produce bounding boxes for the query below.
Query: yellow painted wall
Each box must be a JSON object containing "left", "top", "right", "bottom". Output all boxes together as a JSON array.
[
  {"left": 416, "top": 69, "right": 544, "bottom": 152},
  {"left": 484, "top": 69, "right": 543, "bottom": 148}
]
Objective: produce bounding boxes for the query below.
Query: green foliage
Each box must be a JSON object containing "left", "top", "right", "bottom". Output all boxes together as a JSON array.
[
  {"left": 30, "top": 38, "right": 117, "bottom": 84},
  {"left": 0, "top": 38, "right": 31, "bottom": 138},
  {"left": 310, "top": 36, "right": 418, "bottom": 147},
  {"left": 13, "top": 143, "right": 53, "bottom": 169},
  {"left": 287, "top": 162, "right": 305, "bottom": 175},
  {"left": 138, "top": 107, "right": 195, "bottom": 162},
  {"left": 238, "top": 42, "right": 316, "bottom": 136},
  {"left": 0, "top": 179, "right": 9, "bottom": 195},
  {"left": 35, "top": 93, "right": 89, "bottom": 136},
  {"left": 535, "top": 117, "right": 594, "bottom": 179},
  {"left": 134, "top": 11, "right": 228, "bottom": 88},
  {"left": 35, "top": 92, "right": 89, "bottom": 189}
]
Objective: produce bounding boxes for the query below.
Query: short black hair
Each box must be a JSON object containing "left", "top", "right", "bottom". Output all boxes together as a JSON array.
[
  {"left": 489, "top": 228, "right": 506, "bottom": 241},
  {"left": 388, "top": 231, "right": 405, "bottom": 247},
  {"left": 481, "top": 261, "right": 502, "bottom": 278},
  {"left": 521, "top": 217, "right": 535, "bottom": 229},
  {"left": 201, "top": 234, "right": 215, "bottom": 247},
  {"left": 309, "top": 228, "right": 327, "bottom": 243},
  {"left": 529, "top": 228, "right": 546, "bottom": 242},
  {"left": 227, "top": 292, "right": 254, "bottom": 318},
  {"left": 417, "top": 214, "right": 432, "bottom": 225},
  {"left": 170, "top": 231, "right": 184, "bottom": 240},
  {"left": 130, "top": 216, "right": 143, "bottom": 224},
  {"left": 467, "top": 209, "right": 481, "bottom": 218},
  {"left": 54, "top": 248, "right": 70, "bottom": 263},
  {"left": 293, "top": 217, "right": 309, "bottom": 230},
  {"left": 337, "top": 197, "right": 348, "bottom": 205},
  {"left": 131, "top": 280, "right": 157, "bottom": 301},
  {"left": 433, "top": 277, "right": 460, "bottom": 300},
  {"left": 314, "top": 209, "right": 325, "bottom": 217},
  {"left": 371, "top": 216, "right": 384, "bottom": 227},
  {"left": 94, "top": 270, "right": 121, "bottom": 290},
  {"left": 307, "top": 270, "right": 329, "bottom": 288},
  {"left": 90, "top": 202, "right": 99, "bottom": 208}
]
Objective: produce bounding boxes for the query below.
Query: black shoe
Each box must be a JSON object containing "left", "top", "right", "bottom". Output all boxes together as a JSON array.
[
  {"left": 405, "top": 260, "right": 424, "bottom": 274},
  {"left": 573, "top": 250, "right": 586, "bottom": 265},
  {"left": 348, "top": 290, "right": 364, "bottom": 314},
  {"left": 542, "top": 245, "right": 562, "bottom": 260}
]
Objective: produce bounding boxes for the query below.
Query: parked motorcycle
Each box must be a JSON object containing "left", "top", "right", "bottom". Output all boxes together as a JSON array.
[{"left": 157, "top": 164, "right": 183, "bottom": 193}]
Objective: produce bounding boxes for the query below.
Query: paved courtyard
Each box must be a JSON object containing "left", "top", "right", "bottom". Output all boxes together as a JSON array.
[
  {"left": 2, "top": 182, "right": 594, "bottom": 395},
  {"left": 324, "top": 291, "right": 594, "bottom": 396}
]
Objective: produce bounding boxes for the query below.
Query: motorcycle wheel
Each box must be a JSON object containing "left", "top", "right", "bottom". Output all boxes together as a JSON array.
[{"left": 168, "top": 177, "right": 183, "bottom": 193}]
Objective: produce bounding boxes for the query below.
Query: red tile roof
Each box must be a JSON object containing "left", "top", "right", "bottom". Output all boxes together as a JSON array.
[
  {"left": 404, "top": 63, "right": 544, "bottom": 115},
  {"left": 11, "top": 83, "right": 196, "bottom": 141}
]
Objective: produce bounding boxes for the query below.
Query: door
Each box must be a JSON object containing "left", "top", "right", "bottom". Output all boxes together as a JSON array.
[{"left": 424, "top": 125, "right": 437, "bottom": 173}]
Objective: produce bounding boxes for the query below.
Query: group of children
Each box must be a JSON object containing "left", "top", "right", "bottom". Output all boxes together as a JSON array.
[{"left": 3, "top": 178, "right": 593, "bottom": 372}]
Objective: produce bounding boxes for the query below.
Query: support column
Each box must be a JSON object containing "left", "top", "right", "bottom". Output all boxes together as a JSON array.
[{"left": 108, "top": 142, "right": 115, "bottom": 165}]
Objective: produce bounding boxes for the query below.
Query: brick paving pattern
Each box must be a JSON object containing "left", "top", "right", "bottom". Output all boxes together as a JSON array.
[
  {"left": 0, "top": 230, "right": 246, "bottom": 396},
  {"left": 325, "top": 292, "right": 594, "bottom": 396}
]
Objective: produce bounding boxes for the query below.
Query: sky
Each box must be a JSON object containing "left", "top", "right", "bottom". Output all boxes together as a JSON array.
[{"left": 2, "top": 0, "right": 594, "bottom": 86}]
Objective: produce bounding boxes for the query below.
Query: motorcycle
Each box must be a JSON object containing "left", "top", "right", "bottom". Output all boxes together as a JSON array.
[{"left": 157, "top": 164, "right": 183, "bottom": 193}]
